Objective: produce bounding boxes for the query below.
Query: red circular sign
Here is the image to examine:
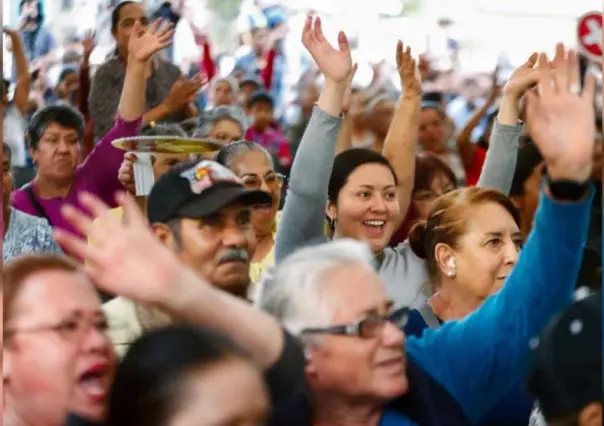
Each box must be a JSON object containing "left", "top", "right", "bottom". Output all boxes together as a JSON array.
[{"left": 577, "top": 12, "right": 602, "bottom": 61}]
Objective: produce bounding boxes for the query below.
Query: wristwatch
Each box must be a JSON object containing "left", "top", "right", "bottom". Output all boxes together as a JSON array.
[{"left": 547, "top": 177, "right": 590, "bottom": 201}]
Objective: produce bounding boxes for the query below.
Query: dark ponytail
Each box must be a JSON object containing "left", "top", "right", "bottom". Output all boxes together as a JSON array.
[{"left": 408, "top": 220, "right": 428, "bottom": 259}]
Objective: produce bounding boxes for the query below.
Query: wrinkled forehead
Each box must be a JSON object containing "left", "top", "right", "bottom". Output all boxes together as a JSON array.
[
  {"left": 321, "top": 264, "right": 391, "bottom": 322},
  {"left": 10, "top": 271, "right": 101, "bottom": 324}
]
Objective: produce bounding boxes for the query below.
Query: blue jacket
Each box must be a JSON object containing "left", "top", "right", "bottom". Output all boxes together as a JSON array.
[
  {"left": 405, "top": 310, "right": 534, "bottom": 426},
  {"left": 269, "top": 189, "right": 592, "bottom": 426}
]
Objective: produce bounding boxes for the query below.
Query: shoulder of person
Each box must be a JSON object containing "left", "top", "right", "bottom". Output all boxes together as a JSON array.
[{"left": 10, "top": 187, "right": 31, "bottom": 208}]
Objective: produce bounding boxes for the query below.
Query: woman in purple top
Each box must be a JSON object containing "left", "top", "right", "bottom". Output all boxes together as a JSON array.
[{"left": 12, "top": 18, "right": 176, "bottom": 240}]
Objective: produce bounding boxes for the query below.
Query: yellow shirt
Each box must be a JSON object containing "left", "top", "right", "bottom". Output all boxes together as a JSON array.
[
  {"left": 249, "top": 211, "right": 281, "bottom": 284},
  {"left": 88, "top": 207, "right": 124, "bottom": 251}
]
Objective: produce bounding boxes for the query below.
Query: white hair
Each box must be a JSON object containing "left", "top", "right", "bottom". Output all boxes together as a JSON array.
[{"left": 256, "top": 239, "right": 376, "bottom": 336}]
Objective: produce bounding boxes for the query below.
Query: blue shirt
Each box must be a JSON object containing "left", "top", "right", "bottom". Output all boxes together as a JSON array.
[
  {"left": 3, "top": 207, "right": 63, "bottom": 263},
  {"left": 269, "top": 189, "right": 592, "bottom": 426},
  {"left": 404, "top": 189, "right": 592, "bottom": 424},
  {"left": 405, "top": 310, "right": 533, "bottom": 425}
]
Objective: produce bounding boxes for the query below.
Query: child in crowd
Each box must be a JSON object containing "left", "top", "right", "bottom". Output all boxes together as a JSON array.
[{"left": 245, "top": 90, "right": 292, "bottom": 173}]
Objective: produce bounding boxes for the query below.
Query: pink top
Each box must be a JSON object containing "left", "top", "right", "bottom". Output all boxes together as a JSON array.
[{"left": 12, "top": 116, "right": 141, "bottom": 237}]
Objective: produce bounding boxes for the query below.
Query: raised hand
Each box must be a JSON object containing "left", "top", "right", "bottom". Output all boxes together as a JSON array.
[
  {"left": 525, "top": 44, "right": 596, "bottom": 182},
  {"left": 301, "top": 16, "right": 352, "bottom": 83},
  {"left": 81, "top": 30, "right": 96, "bottom": 59},
  {"left": 396, "top": 41, "right": 422, "bottom": 98},
  {"left": 164, "top": 73, "right": 206, "bottom": 111},
  {"left": 502, "top": 52, "right": 539, "bottom": 101},
  {"left": 341, "top": 63, "right": 358, "bottom": 114},
  {"left": 128, "top": 19, "right": 174, "bottom": 63},
  {"left": 488, "top": 66, "right": 502, "bottom": 102},
  {"left": 53, "top": 192, "right": 185, "bottom": 305}
]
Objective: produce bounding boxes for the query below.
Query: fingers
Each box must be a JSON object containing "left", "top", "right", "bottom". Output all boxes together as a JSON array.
[
  {"left": 536, "top": 53, "right": 553, "bottom": 97},
  {"left": 124, "top": 152, "right": 138, "bottom": 162},
  {"left": 567, "top": 49, "right": 580, "bottom": 92},
  {"left": 53, "top": 228, "right": 101, "bottom": 264},
  {"left": 552, "top": 43, "right": 568, "bottom": 93},
  {"left": 60, "top": 203, "right": 96, "bottom": 238},
  {"left": 523, "top": 52, "right": 539, "bottom": 69},
  {"left": 337, "top": 31, "right": 349, "bottom": 53},
  {"left": 314, "top": 17, "right": 325, "bottom": 43},
  {"left": 132, "top": 21, "right": 141, "bottom": 37},
  {"left": 301, "top": 15, "right": 312, "bottom": 45},
  {"left": 118, "top": 192, "right": 148, "bottom": 230},
  {"left": 582, "top": 71, "right": 597, "bottom": 101},
  {"left": 149, "top": 18, "right": 163, "bottom": 34},
  {"left": 396, "top": 40, "right": 403, "bottom": 70}
]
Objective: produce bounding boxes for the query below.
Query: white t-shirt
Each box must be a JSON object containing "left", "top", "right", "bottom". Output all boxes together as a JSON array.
[{"left": 3, "top": 104, "right": 27, "bottom": 167}]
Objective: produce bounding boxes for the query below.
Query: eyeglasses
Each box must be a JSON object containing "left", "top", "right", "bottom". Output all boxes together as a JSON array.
[
  {"left": 241, "top": 173, "right": 286, "bottom": 191},
  {"left": 300, "top": 306, "right": 409, "bottom": 339},
  {"left": 5, "top": 316, "right": 109, "bottom": 343}
]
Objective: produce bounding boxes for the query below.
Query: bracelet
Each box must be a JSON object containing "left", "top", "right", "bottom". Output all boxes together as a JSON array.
[{"left": 547, "top": 177, "right": 590, "bottom": 201}]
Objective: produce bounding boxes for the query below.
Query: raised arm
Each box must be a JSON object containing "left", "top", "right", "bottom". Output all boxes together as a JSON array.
[
  {"left": 79, "top": 20, "right": 174, "bottom": 202},
  {"left": 275, "top": 16, "right": 352, "bottom": 263},
  {"left": 54, "top": 192, "right": 304, "bottom": 397},
  {"left": 477, "top": 53, "right": 539, "bottom": 193},
  {"left": 4, "top": 28, "right": 30, "bottom": 116},
  {"left": 456, "top": 70, "right": 499, "bottom": 170},
  {"left": 335, "top": 63, "right": 358, "bottom": 154},
  {"left": 382, "top": 42, "right": 421, "bottom": 225},
  {"left": 407, "top": 45, "right": 597, "bottom": 423}
]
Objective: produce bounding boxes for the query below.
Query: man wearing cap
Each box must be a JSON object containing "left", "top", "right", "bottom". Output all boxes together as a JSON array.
[
  {"left": 527, "top": 291, "right": 602, "bottom": 426},
  {"left": 103, "top": 159, "right": 271, "bottom": 356}
]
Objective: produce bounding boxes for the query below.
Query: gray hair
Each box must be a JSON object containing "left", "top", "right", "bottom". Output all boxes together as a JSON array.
[
  {"left": 195, "top": 106, "right": 247, "bottom": 139},
  {"left": 256, "top": 239, "right": 376, "bottom": 336},
  {"left": 214, "top": 140, "right": 274, "bottom": 170},
  {"left": 210, "top": 76, "right": 240, "bottom": 94}
]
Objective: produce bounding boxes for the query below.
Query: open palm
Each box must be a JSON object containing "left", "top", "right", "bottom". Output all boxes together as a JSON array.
[
  {"left": 128, "top": 19, "right": 174, "bottom": 62},
  {"left": 396, "top": 41, "right": 422, "bottom": 97},
  {"left": 54, "top": 193, "right": 184, "bottom": 305},
  {"left": 525, "top": 45, "right": 596, "bottom": 181},
  {"left": 301, "top": 16, "right": 352, "bottom": 83},
  {"left": 503, "top": 52, "right": 539, "bottom": 100}
]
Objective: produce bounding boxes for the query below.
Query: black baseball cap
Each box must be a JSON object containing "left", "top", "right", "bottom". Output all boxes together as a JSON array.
[
  {"left": 526, "top": 291, "right": 602, "bottom": 421},
  {"left": 147, "top": 159, "right": 272, "bottom": 224}
]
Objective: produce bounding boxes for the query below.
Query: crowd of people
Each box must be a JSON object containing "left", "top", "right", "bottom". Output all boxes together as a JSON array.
[{"left": 2, "top": 1, "right": 603, "bottom": 426}]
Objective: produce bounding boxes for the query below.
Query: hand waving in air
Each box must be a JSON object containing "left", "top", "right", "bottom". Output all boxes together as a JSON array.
[
  {"left": 525, "top": 44, "right": 596, "bottom": 182},
  {"left": 503, "top": 52, "right": 539, "bottom": 101},
  {"left": 128, "top": 19, "right": 174, "bottom": 63},
  {"left": 301, "top": 16, "right": 352, "bottom": 83},
  {"left": 396, "top": 41, "right": 422, "bottom": 98},
  {"left": 54, "top": 192, "right": 185, "bottom": 305}
]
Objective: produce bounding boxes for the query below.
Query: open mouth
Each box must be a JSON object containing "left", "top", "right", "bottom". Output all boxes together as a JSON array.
[
  {"left": 253, "top": 203, "right": 274, "bottom": 216},
  {"left": 78, "top": 363, "right": 109, "bottom": 403},
  {"left": 363, "top": 220, "right": 386, "bottom": 234}
]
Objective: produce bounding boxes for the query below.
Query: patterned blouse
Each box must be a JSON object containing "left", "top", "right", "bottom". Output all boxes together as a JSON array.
[{"left": 3, "top": 208, "right": 63, "bottom": 263}]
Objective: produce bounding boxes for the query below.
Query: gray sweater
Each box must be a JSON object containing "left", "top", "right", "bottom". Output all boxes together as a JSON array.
[
  {"left": 89, "top": 56, "right": 184, "bottom": 140},
  {"left": 275, "top": 106, "right": 520, "bottom": 307}
]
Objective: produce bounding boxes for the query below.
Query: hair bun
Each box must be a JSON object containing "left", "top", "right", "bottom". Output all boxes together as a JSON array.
[{"left": 408, "top": 220, "right": 429, "bottom": 260}]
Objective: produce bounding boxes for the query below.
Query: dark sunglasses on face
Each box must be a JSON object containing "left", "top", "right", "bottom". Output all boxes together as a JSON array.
[{"left": 300, "top": 306, "right": 410, "bottom": 339}]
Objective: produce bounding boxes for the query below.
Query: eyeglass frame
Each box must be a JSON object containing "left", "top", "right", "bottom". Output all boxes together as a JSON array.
[
  {"left": 240, "top": 172, "right": 287, "bottom": 191},
  {"left": 4, "top": 315, "right": 109, "bottom": 342},
  {"left": 300, "top": 306, "right": 410, "bottom": 339}
]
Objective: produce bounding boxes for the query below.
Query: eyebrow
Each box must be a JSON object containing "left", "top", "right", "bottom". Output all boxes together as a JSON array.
[
  {"left": 357, "top": 184, "right": 396, "bottom": 190},
  {"left": 484, "top": 231, "right": 522, "bottom": 238},
  {"left": 241, "top": 171, "right": 275, "bottom": 178},
  {"left": 358, "top": 300, "right": 394, "bottom": 318}
]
